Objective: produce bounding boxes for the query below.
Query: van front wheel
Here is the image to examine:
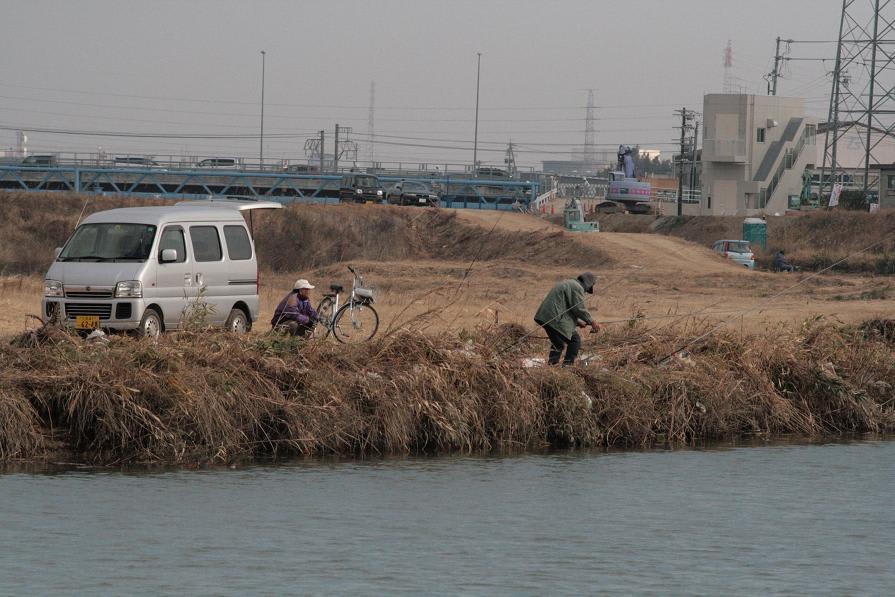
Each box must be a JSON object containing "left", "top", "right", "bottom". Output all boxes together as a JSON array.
[
  {"left": 225, "top": 308, "right": 249, "bottom": 333},
  {"left": 138, "top": 308, "right": 162, "bottom": 339}
]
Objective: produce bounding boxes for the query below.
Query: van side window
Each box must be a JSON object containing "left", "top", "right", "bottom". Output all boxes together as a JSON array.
[
  {"left": 223, "top": 225, "right": 252, "bottom": 260},
  {"left": 190, "top": 226, "right": 222, "bottom": 262},
  {"left": 158, "top": 226, "right": 187, "bottom": 263}
]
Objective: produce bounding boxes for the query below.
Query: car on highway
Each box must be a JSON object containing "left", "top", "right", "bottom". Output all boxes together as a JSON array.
[
  {"left": 386, "top": 180, "right": 439, "bottom": 206},
  {"left": 21, "top": 155, "right": 58, "bottom": 166},
  {"left": 113, "top": 156, "right": 161, "bottom": 168},
  {"left": 339, "top": 173, "right": 384, "bottom": 203},
  {"left": 283, "top": 164, "right": 320, "bottom": 174},
  {"left": 474, "top": 167, "right": 509, "bottom": 178},
  {"left": 712, "top": 239, "right": 755, "bottom": 269},
  {"left": 196, "top": 158, "right": 242, "bottom": 169}
]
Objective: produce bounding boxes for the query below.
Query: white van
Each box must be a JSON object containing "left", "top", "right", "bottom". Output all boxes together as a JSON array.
[{"left": 42, "top": 199, "right": 282, "bottom": 337}]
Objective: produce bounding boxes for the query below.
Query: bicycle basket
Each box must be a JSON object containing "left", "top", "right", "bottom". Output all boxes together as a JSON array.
[{"left": 355, "top": 287, "right": 375, "bottom": 303}]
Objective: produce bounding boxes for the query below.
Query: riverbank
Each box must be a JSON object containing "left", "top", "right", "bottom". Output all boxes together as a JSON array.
[
  {"left": 2, "top": 319, "right": 893, "bottom": 464},
  {"left": 587, "top": 210, "right": 895, "bottom": 273}
]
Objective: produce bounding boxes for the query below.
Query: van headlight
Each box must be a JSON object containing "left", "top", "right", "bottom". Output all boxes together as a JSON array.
[
  {"left": 44, "top": 279, "right": 64, "bottom": 297},
  {"left": 115, "top": 280, "right": 143, "bottom": 298},
  {"left": 377, "top": 189, "right": 383, "bottom": 196},
  {"left": 356, "top": 188, "right": 363, "bottom": 194}
]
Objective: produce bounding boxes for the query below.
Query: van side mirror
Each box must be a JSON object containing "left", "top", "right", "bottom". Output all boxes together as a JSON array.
[
  {"left": 160, "top": 249, "right": 178, "bottom": 263},
  {"left": 53, "top": 247, "right": 62, "bottom": 260}
]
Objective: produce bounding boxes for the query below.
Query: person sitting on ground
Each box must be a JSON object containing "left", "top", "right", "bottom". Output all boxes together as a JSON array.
[
  {"left": 271, "top": 279, "right": 318, "bottom": 337},
  {"left": 534, "top": 272, "right": 600, "bottom": 367},
  {"left": 774, "top": 250, "right": 795, "bottom": 272}
]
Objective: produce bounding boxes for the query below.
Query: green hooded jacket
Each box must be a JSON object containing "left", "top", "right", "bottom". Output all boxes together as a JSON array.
[{"left": 533, "top": 278, "right": 594, "bottom": 340}]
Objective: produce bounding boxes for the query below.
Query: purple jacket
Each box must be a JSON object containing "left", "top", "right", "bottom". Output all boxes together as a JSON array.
[{"left": 271, "top": 292, "right": 318, "bottom": 327}]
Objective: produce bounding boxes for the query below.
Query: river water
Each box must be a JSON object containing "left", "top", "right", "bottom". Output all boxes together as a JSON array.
[{"left": 1, "top": 440, "right": 893, "bottom": 596}]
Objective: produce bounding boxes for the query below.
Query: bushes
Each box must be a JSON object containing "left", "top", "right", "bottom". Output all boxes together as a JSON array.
[
  {"left": 0, "top": 191, "right": 610, "bottom": 275},
  {"left": 2, "top": 319, "right": 893, "bottom": 464}
]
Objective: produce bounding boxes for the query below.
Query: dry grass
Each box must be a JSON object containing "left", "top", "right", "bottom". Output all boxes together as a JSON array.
[
  {"left": 253, "top": 203, "right": 611, "bottom": 272},
  {"left": 591, "top": 210, "right": 895, "bottom": 272},
  {"left": 1, "top": 318, "right": 892, "bottom": 463}
]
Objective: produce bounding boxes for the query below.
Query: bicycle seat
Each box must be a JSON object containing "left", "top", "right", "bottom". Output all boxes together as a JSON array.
[{"left": 330, "top": 284, "right": 344, "bottom": 293}]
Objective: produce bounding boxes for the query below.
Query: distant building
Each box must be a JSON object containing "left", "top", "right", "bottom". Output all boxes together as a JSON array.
[
  {"left": 873, "top": 164, "right": 895, "bottom": 209},
  {"left": 700, "top": 94, "right": 816, "bottom": 215}
]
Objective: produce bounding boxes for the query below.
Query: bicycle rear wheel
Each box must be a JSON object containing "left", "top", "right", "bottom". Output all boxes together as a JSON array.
[
  {"left": 314, "top": 296, "right": 335, "bottom": 339},
  {"left": 332, "top": 302, "right": 379, "bottom": 344}
]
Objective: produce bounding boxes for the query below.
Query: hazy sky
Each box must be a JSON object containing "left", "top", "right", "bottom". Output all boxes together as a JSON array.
[{"left": 1, "top": 0, "right": 842, "bottom": 168}]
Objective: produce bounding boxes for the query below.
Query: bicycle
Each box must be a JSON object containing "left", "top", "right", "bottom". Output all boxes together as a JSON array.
[{"left": 314, "top": 265, "right": 380, "bottom": 343}]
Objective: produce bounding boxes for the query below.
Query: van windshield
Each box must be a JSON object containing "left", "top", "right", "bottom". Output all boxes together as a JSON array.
[
  {"left": 59, "top": 223, "right": 157, "bottom": 262},
  {"left": 353, "top": 176, "right": 379, "bottom": 187}
]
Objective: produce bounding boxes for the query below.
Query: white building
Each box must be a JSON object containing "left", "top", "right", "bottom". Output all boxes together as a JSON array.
[{"left": 700, "top": 94, "right": 816, "bottom": 215}]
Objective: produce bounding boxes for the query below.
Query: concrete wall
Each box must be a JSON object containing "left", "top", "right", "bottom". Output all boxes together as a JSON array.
[{"left": 701, "top": 94, "right": 816, "bottom": 216}]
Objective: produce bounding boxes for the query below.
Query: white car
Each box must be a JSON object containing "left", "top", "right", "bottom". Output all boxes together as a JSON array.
[
  {"left": 43, "top": 199, "right": 282, "bottom": 337},
  {"left": 712, "top": 239, "right": 755, "bottom": 268}
]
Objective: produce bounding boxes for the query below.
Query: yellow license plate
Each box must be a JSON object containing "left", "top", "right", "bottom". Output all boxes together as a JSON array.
[{"left": 75, "top": 315, "right": 100, "bottom": 330}]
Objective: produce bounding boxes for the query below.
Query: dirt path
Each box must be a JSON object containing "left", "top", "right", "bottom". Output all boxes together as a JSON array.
[
  {"left": 452, "top": 209, "right": 734, "bottom": 274},
  {"left": 448, "top": 208, "right": 895, "bottom": 332}
]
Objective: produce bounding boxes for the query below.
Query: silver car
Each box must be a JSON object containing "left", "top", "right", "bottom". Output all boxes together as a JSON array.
[
  {"left": 712, "top": 239, "right": 755, "bottom": 269},
  {"left": 43, "top": 200, "right": 282, "bottom": 337}
]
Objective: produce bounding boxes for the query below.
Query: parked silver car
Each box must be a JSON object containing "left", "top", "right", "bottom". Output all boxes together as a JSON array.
[
  {"left": 712, "top": 239, "right": 755, "bottom": 268},
  {"left": 43, "top": 199, "right": 282, "bottom": 337}
]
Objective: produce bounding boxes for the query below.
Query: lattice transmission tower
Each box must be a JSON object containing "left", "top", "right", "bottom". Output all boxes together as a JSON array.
[
  {"left": 723, "top": 40, "right": 735, "bottom": 93},
  {"left": 821, "top": 0, "right": 895, "bottom": 197},
  {"left": 583, "top": 89, "right": 597, "bottom": 165}
]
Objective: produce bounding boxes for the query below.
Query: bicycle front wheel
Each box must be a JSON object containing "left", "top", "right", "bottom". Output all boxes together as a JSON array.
[
  {"left": 314, "top": 296, "right": 335, "bottom": 339},
  {"left": 332, "top": 302, "right": 379, "bottom": 344}
]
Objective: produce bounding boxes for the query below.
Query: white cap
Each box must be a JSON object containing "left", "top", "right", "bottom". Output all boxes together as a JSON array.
[{"left": 293, "top": 279, "right": 315, "bottom": 290}]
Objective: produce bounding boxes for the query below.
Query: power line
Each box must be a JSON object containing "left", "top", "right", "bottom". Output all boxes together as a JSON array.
[{"left": 0, "top": 82, "right": 696, "bottom": 112}]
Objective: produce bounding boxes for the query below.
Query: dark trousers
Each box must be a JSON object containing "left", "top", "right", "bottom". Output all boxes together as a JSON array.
[
  {"left": 275, "top": 320, "right": 314, "bottom": 337},
  {"left": 544, "top": 326, "right": 581, "bottom": 366}
]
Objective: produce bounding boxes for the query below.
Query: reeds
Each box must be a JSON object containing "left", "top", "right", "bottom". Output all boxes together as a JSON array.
[{"left": 1, "top": 318, "right": 892, "bottom": 464}]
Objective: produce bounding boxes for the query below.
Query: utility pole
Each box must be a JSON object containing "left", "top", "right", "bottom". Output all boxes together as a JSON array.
[
  {"left": 260, "top": 50, "right": 266, "bottom": 168},
  {"left": 768, "top": 37, "right": 783, "bottom": 95},
  {"left": 319, "top": 130, "right": 325, "bottom": 174},
  {"left": 690, "top": 120, "right": 700, "bottom": 207},
  {"left": 473, "top": 52, "right": 482, "bottom": 173},
  {"left": 333, "top": 124, "right": 340, "bottom": 174},
  {"left": 368, "top": 80, "right": 375, "bottom": 167},
  {"left": 674, "top": 107, "right": 695, "bottom": 216}
]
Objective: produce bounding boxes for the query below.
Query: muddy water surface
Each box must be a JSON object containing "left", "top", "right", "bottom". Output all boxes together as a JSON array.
[{"left": 2, "top": 440, "right": 894, "bottom": 595}]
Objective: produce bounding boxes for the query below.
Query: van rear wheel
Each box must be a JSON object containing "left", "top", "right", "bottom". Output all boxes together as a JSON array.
[
  {"left": 225, "top": 308, "right": 249, "bottom": 333},
  {"left": 138, "top": 308, "right": 162, "bottom": 339}
]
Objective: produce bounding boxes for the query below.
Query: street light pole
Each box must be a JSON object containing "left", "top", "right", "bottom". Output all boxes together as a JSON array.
[
  {"left": 473, "top": 52, "right": 482, "bottom": 174},
  {"left": 260, "top": 50, "right": 266, "bottom": 169}
]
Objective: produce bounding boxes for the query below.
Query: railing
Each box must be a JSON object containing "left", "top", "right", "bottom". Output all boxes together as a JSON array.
[
  {"left": 0, "top": 164, "right": 540, "bottom": 208},
  {"left": 758, "top": 123, "right": 815, "bottom": 208},
  {"left": 0, "top": 152, "right": 533, "bottom": 178}
]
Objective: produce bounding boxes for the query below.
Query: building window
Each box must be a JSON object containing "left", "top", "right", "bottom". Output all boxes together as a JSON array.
[
  {"left": 756, "top": 128, "right": 766, "bottom": 143},
  {"left": 887, "top": 175, "right": 895, "bottom": 191}
]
